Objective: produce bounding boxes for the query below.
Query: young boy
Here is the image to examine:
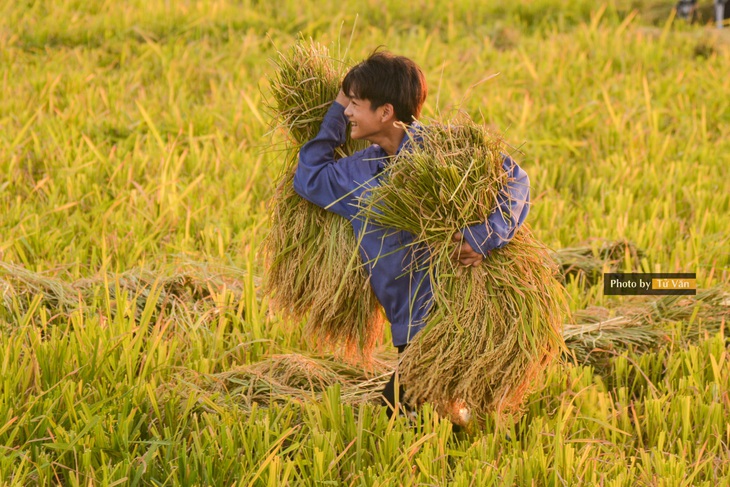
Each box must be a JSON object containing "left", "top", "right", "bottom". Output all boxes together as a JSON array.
[{"left": 293, "top": 51, "right": 530, "bottom": 416}]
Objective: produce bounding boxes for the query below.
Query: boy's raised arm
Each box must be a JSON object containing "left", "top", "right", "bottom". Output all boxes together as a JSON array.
[
  {"left": 293, "top": 95, "right": 358, "bottom": 218},
  {"left": 457, "top": 156, "right": 530, "bottom": 260}
]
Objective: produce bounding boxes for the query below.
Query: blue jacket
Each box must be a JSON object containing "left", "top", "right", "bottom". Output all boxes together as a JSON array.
[{"left": 293, "top": 102, "right": 530, "bottom": 346}]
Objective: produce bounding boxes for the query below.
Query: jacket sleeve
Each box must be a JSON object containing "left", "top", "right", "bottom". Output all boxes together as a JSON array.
[
  {"left": 460, "top": 155, "right": 530, "bottom": 255},
  {"left": 292, "top": 101, "right": 359, "bottom": 218}
]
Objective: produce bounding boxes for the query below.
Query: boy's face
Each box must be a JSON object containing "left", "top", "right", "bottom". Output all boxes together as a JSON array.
[{"left": 343, "top": 95, "right": 391, "bottom": 142}]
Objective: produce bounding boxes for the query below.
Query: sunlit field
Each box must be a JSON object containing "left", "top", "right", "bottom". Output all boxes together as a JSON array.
[{"left": 1, "top": 0, "right": 729, "bottom": 485}]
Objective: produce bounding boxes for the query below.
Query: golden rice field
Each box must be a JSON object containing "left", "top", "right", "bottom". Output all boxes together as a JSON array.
[{"left": 1, "top": 0, "right": 729, "bottom": 485}]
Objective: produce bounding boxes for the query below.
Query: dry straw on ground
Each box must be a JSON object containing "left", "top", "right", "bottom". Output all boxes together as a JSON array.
[
  {"left": 565, "top": 286, "right": 730, "bottom": 369},
  {"left": 550, "top": 239, "right": 644, "bottom": 285},
  {"left": 263, "top": 40, "right": 383, "bottom": 359},
  {"left": 0, "top": 260, "right": 247, "bottom": 327}
]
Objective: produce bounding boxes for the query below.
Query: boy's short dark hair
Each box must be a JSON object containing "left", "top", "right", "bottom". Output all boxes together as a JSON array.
[{"left": 342, "top": 50, "right": 427, "bottom": 125}]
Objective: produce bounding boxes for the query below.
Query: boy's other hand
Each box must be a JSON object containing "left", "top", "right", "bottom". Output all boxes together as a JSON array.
[
  {"left": 451, "top": 232, "right": 484, "bottom": 267},
  {"left": 335, "top": 90, "right": 350, "bottom": 108}
]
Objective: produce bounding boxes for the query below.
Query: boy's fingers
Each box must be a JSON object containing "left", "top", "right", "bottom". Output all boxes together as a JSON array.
[
  {"left": 459, "top": 254, "right": 480, "bottom": 266},
  {"left": 450, "top": 235, "right": 488, "bottom": 267},
  {"left": 459, "top": 241, "right": 478, "bottom": 257},
  {"left": 452, "top": 237, "right": 487, "bottom": 267}
]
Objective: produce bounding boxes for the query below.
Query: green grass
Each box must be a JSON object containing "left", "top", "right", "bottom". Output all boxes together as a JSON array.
[{"left": 1, "top": 0, "right": 729, "bottom": 484}]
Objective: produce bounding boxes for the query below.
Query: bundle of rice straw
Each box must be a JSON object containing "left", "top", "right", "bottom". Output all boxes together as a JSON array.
[
  {"left": 362, "top": 123, "right": 569, "bottom": 422},
  {"left": 264, "top": 40, "right": 383, "bottom": 359}
]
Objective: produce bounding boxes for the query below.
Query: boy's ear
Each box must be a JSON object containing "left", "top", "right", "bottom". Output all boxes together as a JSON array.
[{"left": 380, "top": 103, "right": 396, "bottom": 122}]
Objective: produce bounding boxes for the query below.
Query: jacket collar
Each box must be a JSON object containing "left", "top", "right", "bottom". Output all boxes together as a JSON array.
[{"left": 376, "top": 122, "right": 423, "bottom": 173}]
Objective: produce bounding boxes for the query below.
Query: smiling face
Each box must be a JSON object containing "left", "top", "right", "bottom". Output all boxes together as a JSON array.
[
  {"left": 341, "top": 51, "right": 427, "bottom": 129},
  {"left": 343, "top": 95, "right": 390, "bottom": 142}
]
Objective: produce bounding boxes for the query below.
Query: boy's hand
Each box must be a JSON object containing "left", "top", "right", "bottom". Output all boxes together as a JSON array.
[
  {"left": 451, "top": 232, "right": 484, "bottom": 267},
  {"left": 335, "top": 90, "right": 350, "bottom": 108}
]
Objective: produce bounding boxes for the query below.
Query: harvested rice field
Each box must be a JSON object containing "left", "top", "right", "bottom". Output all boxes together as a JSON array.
[{"left": 1, "top": 0, "right": 729, "bottom": 485}]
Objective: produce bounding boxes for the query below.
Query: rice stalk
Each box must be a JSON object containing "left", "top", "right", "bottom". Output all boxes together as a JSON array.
[
  {"left": 361, "top": 122, "right": 569, "bottom": 423},
  {"left": 263, "top": 40, "right": 383, "bottom": 359}
]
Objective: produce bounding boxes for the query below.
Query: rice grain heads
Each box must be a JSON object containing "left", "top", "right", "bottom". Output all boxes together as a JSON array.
[
  {"left": 264, "top": 41, "right": 384, "bottom": 359},
  {"left": 363, "top": 124, "right": 569, "bottom": 423}
]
